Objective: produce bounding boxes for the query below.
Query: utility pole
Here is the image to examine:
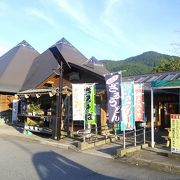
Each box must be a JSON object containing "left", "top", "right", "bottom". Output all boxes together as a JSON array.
[
  {"left": 49, "top": 46, "right": 70, "bottom": 141},
  {"left": 57, "top": 61, "right": 63, "bottom": 140}
]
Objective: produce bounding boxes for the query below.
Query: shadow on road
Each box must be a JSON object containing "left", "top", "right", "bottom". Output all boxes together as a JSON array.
[{"left": 32, "top": 151, "right": 123, "bottom": 180}]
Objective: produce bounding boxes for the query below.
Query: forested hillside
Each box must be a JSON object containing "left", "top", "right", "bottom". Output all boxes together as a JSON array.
[{"left": 101, "top": 51, "right": 180, "bottom": 76}]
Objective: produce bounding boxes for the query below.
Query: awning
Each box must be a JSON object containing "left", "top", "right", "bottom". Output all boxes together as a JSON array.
[
  {"left": 17, "top": 86, "right": 72, "bottom": 96},
  {"left": 151, "top": 80, "right": 180, "bottom": 89},
  {"left": 17, "top": 88, "right": 58, "bottom": 95}
]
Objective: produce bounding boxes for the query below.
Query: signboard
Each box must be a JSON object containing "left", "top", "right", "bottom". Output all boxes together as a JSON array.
[
  {"left": 12, "top": 99, "right": 18, "bottom": 123},
  {"left": 134, "top": 84, "right": 144, "bottom": 122},
  {"left": 171, "top": 114, "right": 180, "bottom": 154},
  {"left": 105, "top": 73, "right": 121, "bottom": 123},
  {"left": 85, "top": 84, "right": 96, "bottom": 125},
  {"left": 72, "top": 84, "right": 85, "bottom": 120},
  {"left": 121, "top": 82, "right": 134, "bottom": 130}
]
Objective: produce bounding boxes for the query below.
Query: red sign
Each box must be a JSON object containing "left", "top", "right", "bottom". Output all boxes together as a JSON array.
[{"left": 134, "top": 84, "right": 144, "bottom": 122}]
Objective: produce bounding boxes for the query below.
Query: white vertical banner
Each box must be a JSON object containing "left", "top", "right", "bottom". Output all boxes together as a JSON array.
[
  {"left": 72, "top": 84, "right": 85, "bottom": 120},
  {"left": 12, "top": 99, "right": 18, "bottom": 123}
]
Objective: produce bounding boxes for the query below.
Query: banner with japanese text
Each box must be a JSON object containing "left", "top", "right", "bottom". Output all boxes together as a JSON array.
[
  {"left": 85, "top": 84, "right": 96, "bottom": 125},
  {"left": 171, "top": 114, "right": 180, "bottom": 154},
  {"left": 134, "top": 83, "right": 144, "bottom": 122},
  {"left": 105, "top": 73, "right": 121, "bottom": 123},
  {"left": 72, "top": 84, "right": 85, "bottom": 120},
  {"left": 121, "top": 82, "right": 135, "bottom": 130}
]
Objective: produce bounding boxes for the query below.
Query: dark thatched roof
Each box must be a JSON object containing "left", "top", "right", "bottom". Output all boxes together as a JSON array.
[
  {"left": 0, "top": 40, "right": 39, "bottom": 93},
  {"left": 22, "top": 38, "right": 109, "bottom": 90}
]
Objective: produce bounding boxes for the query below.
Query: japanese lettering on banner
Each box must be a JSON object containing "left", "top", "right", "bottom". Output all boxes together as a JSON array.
[
  {"left": 134, "top": 84, "right": 144, "bottom": 122},
  {"left": 72, "top": 84, "right": 85, "bottom": 120},
  {"left": 105, "top": 73, "right": 121, "bottom": 123},
  {"left": 85, "top": 84, "right": 96, "bottom": 125},
  {"left": 171, "top": 114, "right": 180, "bottom": 154},
  {"left": 121, "top": 82, "right": 135, "bottom": 130}
]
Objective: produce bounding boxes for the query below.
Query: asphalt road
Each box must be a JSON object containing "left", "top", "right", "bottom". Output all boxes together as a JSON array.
[{"left": 0, "top": 136, "right": 179, "bottom": 180}]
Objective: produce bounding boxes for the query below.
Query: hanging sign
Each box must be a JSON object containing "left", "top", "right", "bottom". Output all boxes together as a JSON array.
[
  {"left": 105, "top": 73, "right": 121, "bottom": 123},
  {"left": 171, "top": 114, "right": 180, "bottom": 154},
  {"left": 121, "top": 82, "right": 135, "bottom": 130},
  {"left": 85, "top": 84, "right": 96, "bottom": 125},
  {"left": 134, "top": 84, "right": 144, "bottom": 122},
  {"left": 72, "top": 84, "right": 85, "bottom": 120}
]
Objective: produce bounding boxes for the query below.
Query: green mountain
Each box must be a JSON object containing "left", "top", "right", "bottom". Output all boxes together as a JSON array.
[{"left": 101, "top": 51, "right": 180, "bottom": 76}]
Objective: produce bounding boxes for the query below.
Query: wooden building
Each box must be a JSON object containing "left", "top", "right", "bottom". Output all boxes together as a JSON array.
[{"left": 17, "top": 38, "right": 109, "bottom": 135}]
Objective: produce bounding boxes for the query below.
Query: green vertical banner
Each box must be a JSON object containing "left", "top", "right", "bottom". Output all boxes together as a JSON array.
[{"left": 85, "top": 84, "right": 96, "bottom": 125}]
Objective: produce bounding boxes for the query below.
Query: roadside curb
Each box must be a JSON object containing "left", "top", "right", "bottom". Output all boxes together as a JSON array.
[
  {"left": 120, "top": 157, "right": 180, "bottom": 175},
  {"left": 27, "top": 138, "right": 79, "bottom": 151},
  {"left": 0, "top": 132, "right": 79, "bottom": 151}
]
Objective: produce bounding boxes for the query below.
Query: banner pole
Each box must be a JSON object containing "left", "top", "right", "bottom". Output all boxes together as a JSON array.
[
  {"left": 134, "top": 126, "right": 136, "bottom": 146},
  {"left": 114, "top": 123, "right": 117, "bottom": 139},
  {"left": 143, "top": 126, "right": 146, "bottom": 144},
  {"left": 83, "top": 85, "right": 86, "bottom": 142},
  {"left": 123, "top": 130, "right": 126, "bottom": 149},
  {"left": 83, "top": 120, "right": 85, "bottom": 142},
  {"left": 151, "top": 87, "right": 155, "bottom": 148}
]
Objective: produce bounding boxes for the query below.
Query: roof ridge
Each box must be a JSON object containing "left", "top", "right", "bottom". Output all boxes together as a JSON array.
[
  {"left": 87, "top": 56, "right": 104, "bottom": 65},
  {"left": 54, "top": 37, "right": 74, "bottom": 47},
  {"left": 15, "top": 40, "right": 36, "bottom": 50},
  {"left": 51, "top": 37, "right": 89, "bottom": 65}
]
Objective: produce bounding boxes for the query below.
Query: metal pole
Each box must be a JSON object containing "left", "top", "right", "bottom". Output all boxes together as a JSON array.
[
  {"left": 105, "top": 125, "right": 108, "bottom": 140},
  {"left": 95, "top": 123, "right": 97, "bottom": 138},
  {"left": 54, "top": 95, "right": 59, "bottom": 140},
  {"left": 151, "top": 87, "right": 155, "bottom": 148},
  {"left": 83, "top": 86, "right": 86, "bottom": 142},
  {"left": 134, "top": 126, "right": 136, "bottom": 146},
  {"left": 114, "top": 123, "right": 117, "bottom": 140},
  {"left": 143, "top": 126, "right": 146, "bottom": 144},
  {"left": 83, "top": 120, "right": 86, "bottom": 142},
  {"left": 123, "top": 130, "right": 126, "bottom": 149}
]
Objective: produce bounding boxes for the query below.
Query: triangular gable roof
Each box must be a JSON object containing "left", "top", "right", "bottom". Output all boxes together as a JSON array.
[
  {"left": 88, "top": 56, "right": 104, "bottom": 65},
  {"left": 55, "top": 40, "right": 109, "bottom": 75},
  {"left": 22, "top": 37, "right": 109, "bottom": 90},
  {"left": 0, "top": 40, "right": 39, "bottom": 93},
  {"left": 83, "top": 56, "right": 108, "bottom": 73}
]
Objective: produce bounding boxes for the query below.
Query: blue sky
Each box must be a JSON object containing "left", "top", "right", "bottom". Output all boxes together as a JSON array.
[{"left": 0, "top": 0, "right": 180, "bottom": 60}]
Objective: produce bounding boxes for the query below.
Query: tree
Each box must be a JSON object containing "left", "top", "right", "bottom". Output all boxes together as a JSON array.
[{"left": 153, "top": 59, "right": 180, "bottom": 73}]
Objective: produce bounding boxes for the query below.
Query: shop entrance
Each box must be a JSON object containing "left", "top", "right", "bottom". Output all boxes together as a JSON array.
[{"left": 154, "top": 89, "right": 179, "bottom": 129}]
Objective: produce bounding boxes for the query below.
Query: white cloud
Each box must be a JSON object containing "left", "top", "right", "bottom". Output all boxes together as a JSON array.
[
  {"left": 101, "top": 0, "right": 139, "bottom": 52},
  {"left": 55, "top": 0, "right": 86, "bottom": 25},
  {"left": 53, "top": 0, "right": 123, "bottom": 48},
  {"left": 25, "top": 7, "right": 57, "bottom": 27}
]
